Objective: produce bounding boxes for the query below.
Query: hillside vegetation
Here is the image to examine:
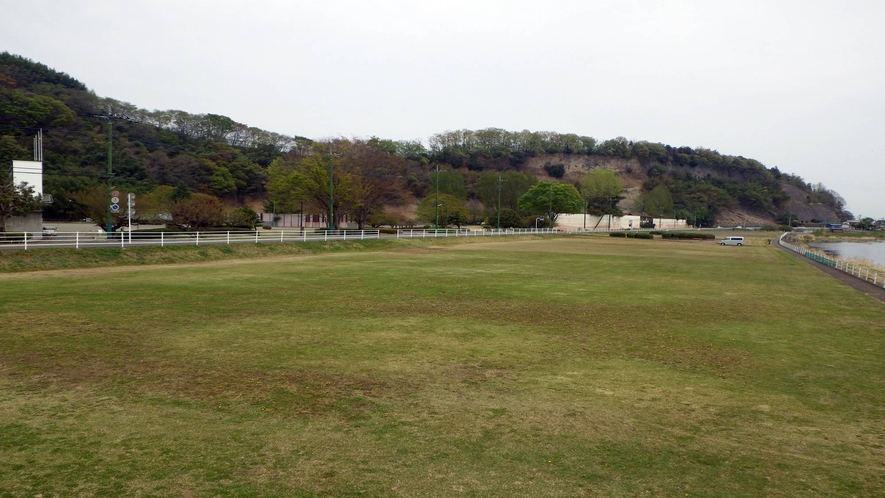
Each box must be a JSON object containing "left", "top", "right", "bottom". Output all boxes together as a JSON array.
[{"left": 1, "top": 52, "right": 848, "bottom": 228}]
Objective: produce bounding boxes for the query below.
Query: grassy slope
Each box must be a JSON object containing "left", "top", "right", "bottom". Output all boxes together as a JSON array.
[{"left": 1, "top": 235, "right": 884, "bottom": 497}]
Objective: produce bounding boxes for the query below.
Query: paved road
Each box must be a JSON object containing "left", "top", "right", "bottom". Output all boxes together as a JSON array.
[{"left": 777, "top": 240, "right": 885, "bottom": 303}]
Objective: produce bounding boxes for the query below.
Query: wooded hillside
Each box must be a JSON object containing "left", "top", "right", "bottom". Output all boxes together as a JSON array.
[{"left": 1, "top": 52, "right": 848, "bottom": 228}]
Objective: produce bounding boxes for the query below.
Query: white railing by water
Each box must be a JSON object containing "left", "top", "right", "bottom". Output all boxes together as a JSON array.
[{"left": 779, "top": 233, "right": 885, "bottom": 289}]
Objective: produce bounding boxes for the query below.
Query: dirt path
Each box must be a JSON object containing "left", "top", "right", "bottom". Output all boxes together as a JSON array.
[{"left": 776, "top": 241, "right": 885, "bottom": 303}]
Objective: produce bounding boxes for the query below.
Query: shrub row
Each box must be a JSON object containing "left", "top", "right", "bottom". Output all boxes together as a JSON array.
[
  {"left": 661, "top": 232, "right": 716, "bottom": 240},
  {"left": 609, "top": 231, "right": 653, "bottom": 239}
]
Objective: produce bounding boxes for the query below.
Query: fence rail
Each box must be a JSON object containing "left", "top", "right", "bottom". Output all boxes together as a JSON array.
[
  {"left": 0, "top": 229, "right": 381, "bottom": 251},
  {"left": 395, "top": 227, "right": 647, "bottom": 238},
  {"left": 779, "top": 233, "right": 885, "bottom": 288},
  {"left": 2, "top": 226, "right": 653, "bottom": 251},
  {"left": 397, "top": 227, "right": 560, "bottom": 238}
]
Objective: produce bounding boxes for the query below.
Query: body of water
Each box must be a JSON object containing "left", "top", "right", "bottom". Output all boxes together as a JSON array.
[{"left": 810, "top": 240, "right": 885, "bottom": 266}]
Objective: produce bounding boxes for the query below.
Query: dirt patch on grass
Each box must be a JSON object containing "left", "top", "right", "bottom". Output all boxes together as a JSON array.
[{"left": 2, "top": 350, "right": 411, "bottom": 418}]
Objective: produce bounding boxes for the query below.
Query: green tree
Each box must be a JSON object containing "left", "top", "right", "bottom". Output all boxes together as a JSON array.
[
  {"left": 206, "top": 161, "right": 237, "bottom": 197},
  {"left": 266, "top": 156, "right": 308, "bottom": 214},
  {"left": 366, "top": 209, "right": 402, "bottom": 228},
  {"left": 447, "top": 210, "right": 468, "bottom": 229},
  {"left": 136, "top": 185, "right": 177, "bottom": 223},
  {"left": 341, "top": 139, "right": 408, "bottom": 229},
  {"left": 436, "top": 170, "right": 467, "bottom": 199},
  {"left": 517, "top": 182, "right": 584, "bottom": 227},
  {"left": 485, "top": 208, "right": 522, "bottom": 229},
  {"left": 856, "top": 217, "right": 875, "bottom": 230},
  {"left": 476, "top": 171, "right": 538, "bottom": 212},
  {"left": 544, "top": 163, "right": 566, "bottom": 178},
  {"left": 228, "top": 206, "right": 260, "bottom": 228},
  {"left": 580, "top": 169, "right": 624, "bottom": 215},
  {"left": 416, "top": 193, "right": 466, "bottom": 227},
  {"left": 637, "top": 185, "right": 674, "bottom": 218},
  {"left": 265, "top": 143, "right": 353, "bottom": 229},
  {"left": 170, "top": 193, "right": 225, "bottom": 231},
  {"left": 71, "top": 186, "right": 128, "bottom": 232}
]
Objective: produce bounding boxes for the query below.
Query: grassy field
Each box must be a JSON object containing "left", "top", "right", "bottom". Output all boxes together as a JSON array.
[{"left": 1, "top": 234, "right": 884, "bottom": 497}]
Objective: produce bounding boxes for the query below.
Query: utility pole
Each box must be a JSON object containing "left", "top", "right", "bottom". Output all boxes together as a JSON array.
[
  {"left": 328, "top": 144, "right": 335, "bottom": 231},
  {"left": 608, "top": 197, "right": 612, "bottom": 231},
  {"left": 435, "top": 164, "right": 440, "bottom": 230},
  {"left": 105, "top": 118, "right": 113, "bottom": 236},
  {"left": 548, "top": 185, "right": 554, "bottom": 229},
  {"left": 94, "top": 110, "right": 137, "bottom": 238},
  {"left": 496, "top": 175, "right": 506, "bottom": 230}
]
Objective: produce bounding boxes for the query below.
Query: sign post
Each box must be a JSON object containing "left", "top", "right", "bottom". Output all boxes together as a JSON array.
[
  {"left": 107, "top": 189, "right": 120, "bottom": 238},
  {"left": 127, "top": 193, "right": 135, "bottom": 244}
]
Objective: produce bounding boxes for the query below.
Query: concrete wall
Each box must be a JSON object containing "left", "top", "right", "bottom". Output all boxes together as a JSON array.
[
  {"left": 3, "top": 212, "right": 44, "bottom": 236},
  {"left": 557, "top": 213, "right": 688, "bottom": 230}
]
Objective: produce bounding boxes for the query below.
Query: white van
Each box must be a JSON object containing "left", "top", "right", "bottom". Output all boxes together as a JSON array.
[{"left": 720, "top": 236, "right": 744, "bottom": 246}]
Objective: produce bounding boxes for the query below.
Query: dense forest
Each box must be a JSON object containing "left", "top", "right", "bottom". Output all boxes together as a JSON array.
[{"left": 1, "top": 52, "right": 849, "bottom": 230}]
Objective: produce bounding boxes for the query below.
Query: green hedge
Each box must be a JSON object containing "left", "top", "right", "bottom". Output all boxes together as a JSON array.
[
  {"left": 0, "top": 232, "right": 36, "bottom": 243},
  {"left": 662, "top": 232, "right": 716, "bottom": 240},
  {"left": 608, "top": 231, "right": 653, "bottom": 239}
]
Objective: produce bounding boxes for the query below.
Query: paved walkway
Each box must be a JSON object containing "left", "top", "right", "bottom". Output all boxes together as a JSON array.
[{"left": 776, "top": 241, "right": 885, "bottom": 303}]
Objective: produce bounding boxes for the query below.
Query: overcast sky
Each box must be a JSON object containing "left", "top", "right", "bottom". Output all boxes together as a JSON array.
[{"left": 4, "top": 0, "right": 883, "bottom": 216}]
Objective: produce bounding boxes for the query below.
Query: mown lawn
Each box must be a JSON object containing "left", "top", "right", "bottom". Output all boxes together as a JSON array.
[{"left": 1, "top": 235, "right": 884, "bottom": 497}]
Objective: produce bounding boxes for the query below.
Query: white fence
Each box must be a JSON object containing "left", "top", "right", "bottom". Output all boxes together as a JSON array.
[
  {"left": 395, "top": 227, "right": 645, "bottom": 238},
  {"left": 779, "top": 233, "right": 885, "bottom": 288},
  {"left": 397, "top": 227, "right": 559, "bottom": 238},
  {"left": 2, "top": 226, "right": 647, "bottom": 251},
  {"left": 0, "top": 229, "right": 380, "bottom": 251}
]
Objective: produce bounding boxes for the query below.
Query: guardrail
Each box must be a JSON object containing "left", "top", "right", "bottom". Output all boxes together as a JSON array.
[
  {"left": 0, "top": 229, "right": 381, "bottom": 251},
  {"left": 779, "top": 233, "right": 885, "bottom": 288}
]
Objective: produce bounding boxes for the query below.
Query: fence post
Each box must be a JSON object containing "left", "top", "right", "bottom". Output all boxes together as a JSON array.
[
  {"left": 227, "top": 231, "right": 230, "bottom": 245},
  {"left": 281, "top": 230, "right": 284, "bottom": 243},
  {"left": 196, "top": 232, "right": 200, "bottom": 246},
  {"left": 24, "top": 232, "right": 27, "bottom": 250},
  {"left": 255, "top": 230, "right": 259, "bottom": 244},
  {"left": 76, "top": 232, "right": 79, "bottom": 250},
  {"left": 343, "top": 230, "right": 347, "bottom": 241},
  {"left": 161, "top": 232, "right": 164, "bottom": 247}
]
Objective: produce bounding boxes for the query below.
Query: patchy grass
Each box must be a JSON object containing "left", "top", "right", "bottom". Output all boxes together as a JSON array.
[{"left": 1, "top": 236, "right": 884, "bottom": 496}]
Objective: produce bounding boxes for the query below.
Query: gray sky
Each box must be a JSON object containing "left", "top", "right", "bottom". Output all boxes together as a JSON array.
[{"left": 4, "top": 0, "right": 883, "bottom": 217}]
